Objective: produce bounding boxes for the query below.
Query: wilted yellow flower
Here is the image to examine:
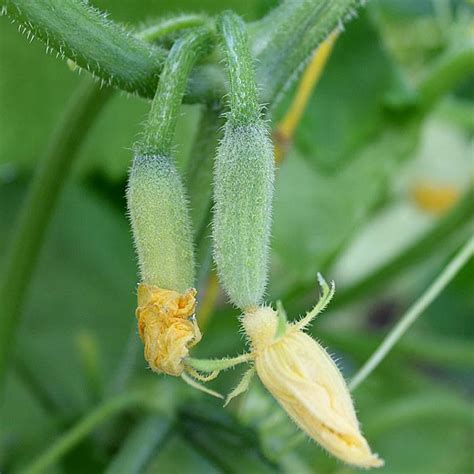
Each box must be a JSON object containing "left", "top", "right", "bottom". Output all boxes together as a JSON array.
[
  {"left": 242, "top": 305, "right": 383, "bottom": 469},
  {"left": 136, "top": 283, "right": 201, "bottom": 376}
]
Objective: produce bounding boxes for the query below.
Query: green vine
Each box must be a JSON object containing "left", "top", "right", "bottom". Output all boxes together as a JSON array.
[
  {"left": 3, "top": 0, "right": 362, "bottom": 104},
  {"left": 349, "top": 236, "right": 474, "bottom": 390},
  {"left": 4, "top": 0, "right": 165, "bottom": 97}
]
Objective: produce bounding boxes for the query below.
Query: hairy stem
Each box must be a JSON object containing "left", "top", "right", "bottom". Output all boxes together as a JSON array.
[
  {"left": 218, "top": 11, "right": 260, "bottom": 125},
  {"left": 140, "top": 28, "right": 213, "bottom": 155},
  {"left": 0, "top": 79, "right": 112, "bottom": 390},
  {"left": 3, "top": 1, "right": 222, "bottom": 102},
  {"left": 349, "top": 236, "right": 474, "bottom": 390},
  {"left": 4, "top": 0, "right": 361, "bottom": 104},
  {"left": 4, "top": 0, "right": 165, "bottom": 97},
  {"left": 251, "top": 0, "right": 359, "bottom": 107},
  {"left": 137, "top": 14, "right": 210, "bottom": 41}
]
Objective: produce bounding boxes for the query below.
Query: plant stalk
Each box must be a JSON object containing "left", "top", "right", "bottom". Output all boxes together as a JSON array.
[
  {"left": 349, "top": 236, "right": 474, "bottom": 390},
  {"left": 140, "top": 29, "right": 213, "bottom": 156}
]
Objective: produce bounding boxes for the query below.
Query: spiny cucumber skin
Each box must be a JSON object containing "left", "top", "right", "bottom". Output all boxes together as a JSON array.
[
  {"left": 127, "top": 155, "right": 195, "bottom": 293},
  {"left": 213, "top": 123, "right": 274, "bottom": 309}
]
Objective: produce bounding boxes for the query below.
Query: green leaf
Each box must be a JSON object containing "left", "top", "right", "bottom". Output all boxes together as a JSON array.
[
  {"left": 270, "top": 123, "right": 418, "bottom": 297},
  {"left": 373, "top": 418, "right": 471, "bottom": 474},
  {"left": 144, "top": 434, "right": 220, "bottom": 474},
  {"left": 0, "top": 19, "right": 79, "bottom": 170},
  {"left": 292, "top": 11, "right": 403, "bottom": 172},
  {"left": 0, "top": 179, "right": 137, "bottom": 465},
  {"left": 178, "top": 401, "right": 280, "bottom": 472},
  {"left": 105, "top": 415, "right": 171, "bottom": 474}
]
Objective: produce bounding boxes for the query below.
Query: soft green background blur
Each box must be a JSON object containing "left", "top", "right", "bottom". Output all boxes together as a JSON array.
[{"left": 0, "top": 1, "right": 473, "bottom": 473}]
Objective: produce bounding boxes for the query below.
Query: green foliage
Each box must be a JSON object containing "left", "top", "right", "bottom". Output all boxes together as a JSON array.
[
  {"left": 293, "top": 11, "right": 403, "bottom": 172},
  {"left": 1, "top": 0, "right": 473, "bottom": 473}
]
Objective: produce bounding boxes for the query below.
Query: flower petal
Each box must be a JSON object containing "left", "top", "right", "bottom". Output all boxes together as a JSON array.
[
  {"left": 247, "top": 310, "right": 383, "bottom": 468},
  {"left": 136, "top": 283, "right": 200, "bottom": 376}
]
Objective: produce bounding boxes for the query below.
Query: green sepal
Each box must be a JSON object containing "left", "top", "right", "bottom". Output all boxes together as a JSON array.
[{"left": 275, "top": 301, "right": 288, "bottom": 339}]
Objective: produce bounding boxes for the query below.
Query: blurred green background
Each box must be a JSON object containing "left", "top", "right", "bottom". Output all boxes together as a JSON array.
[{"left": 0, "top": 0, "right": 473, "bottom": 473}]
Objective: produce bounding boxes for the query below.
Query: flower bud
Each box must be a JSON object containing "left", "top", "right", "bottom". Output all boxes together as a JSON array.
[{"left": 242, "top": 307, "right": 383, "bottom": 468}]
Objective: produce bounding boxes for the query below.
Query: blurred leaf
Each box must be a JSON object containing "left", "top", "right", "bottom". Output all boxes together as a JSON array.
[
  {"left": 105, "top": 415, "right": 171, "bottom": 474},
  {"left": 372, "top": 418, "right": 471, "bottom": 474},
  {"left": 365, "top": 392, "right": 474, "bottom": 436},
  {"left": 270, "top": 123, "right": 418, "bottom": 298},
  {"left": 0, "top": 371, "right": 59, "bottom": 471},
  {"left": 0, "top": 178, "right": 137, "bottom": 464},
  {"left": 179, "top": 401, "right": 280, "bottom": 473},
  {"left": 145, "top": 434, "right": 220, "bottom": 474},
  {"left": 0, "top": 18, "right": 79, "bottom": 171},
  {"left": 290, "top": 11, "right": 404, "bottom": 172}
]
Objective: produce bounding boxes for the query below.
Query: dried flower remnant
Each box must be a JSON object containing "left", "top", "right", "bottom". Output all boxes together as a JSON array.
[{"left": 136, "top": 283, "right": 201, "bottom": 377}]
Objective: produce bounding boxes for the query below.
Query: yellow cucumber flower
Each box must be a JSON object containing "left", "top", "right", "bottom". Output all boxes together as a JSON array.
[
  {"left": 136, "top": 283, "right": 201, "bottom": 376},
  {"left": 242, "top": 306, "right": 383, "bottom": 468},
  {"left": 185, "top": 274, "right": 383, "bottom": 468}
]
